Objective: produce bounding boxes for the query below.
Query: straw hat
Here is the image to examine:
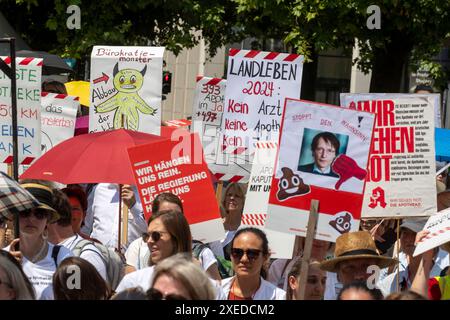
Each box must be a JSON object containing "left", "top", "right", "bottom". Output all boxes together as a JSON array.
[
  {"left": 320, "top": 231, "right": 397, "bottom": 272},
  {"left": 20, "top": 183, "right": 59, "bottom": 223}
]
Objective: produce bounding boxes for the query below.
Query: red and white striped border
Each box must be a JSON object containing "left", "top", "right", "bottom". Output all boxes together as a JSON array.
[
  {"left": 228, "top": 49, "right": 303, "bottom": 62},
  {"left": 242, "top": 213, "right": 267, "bottom": 226},
  {"left": 196, "top": 76, "right": 224, "bottom": 86},
  {"left": 419, "top": 226, "right": 450, "bottom": 242},
  {"left": 1, "top": 57, "right": 43, "bottom": 67},
  {"left": 214, "top": 173, "right": 244, "bottom": 183},
  {"left": 41, "top": 92, "right": 79, "bottom": 101},
  {"left": 255, "top": 142, "right": 278, "bottom": 149},
  {"left": 2, "top": 156, "right": 35, "bottom": 165}
]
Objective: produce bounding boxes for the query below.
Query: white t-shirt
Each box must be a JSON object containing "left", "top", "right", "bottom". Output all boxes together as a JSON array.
[
  {"left": 199, "top": 247, "right": 218, "bottom": 271},
  {"left": 6, "top": 243, "right": 73, "bottom": 300},
  {"left": 220, "top": 276, "right": 286, "bottom": 300},
  {"left": 59, "top": 234, "right": 108, "bottom": 282},
  {"left": 125, "top": 237, "right": 150, "bottom": 270},
  {"left": 116, "top": 266, "right": 155, "bottom": 293},
  {"left": 82, "top": 183, "right": 147, "bottom": 249}
]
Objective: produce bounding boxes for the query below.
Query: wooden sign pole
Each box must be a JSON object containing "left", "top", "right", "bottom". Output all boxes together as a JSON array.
[
  {"left": 297, "top": 199, "right": 319, "bottom": 300},
  {"left": 118, "top": 114, "right": 129, "bottom": 252},
  {"left": 215, "top": 181, "right": 223, "bottom": 204}
]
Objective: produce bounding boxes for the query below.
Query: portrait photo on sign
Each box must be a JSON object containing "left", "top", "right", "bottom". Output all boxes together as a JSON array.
[{"left": 297, "top": 128, "right": 349, "bottom": 179}]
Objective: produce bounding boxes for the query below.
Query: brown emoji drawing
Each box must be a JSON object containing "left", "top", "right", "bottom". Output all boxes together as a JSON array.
[
  {"left": 276, "top": 167, "right": 310, "bottom": 201},
  {"left": 329, "top": 212, "right": 352, "bottom": 234}
]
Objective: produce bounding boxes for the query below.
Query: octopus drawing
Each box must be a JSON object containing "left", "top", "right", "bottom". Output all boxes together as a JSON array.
[{"left": 96, "top": 62, "right": 157, "bottom": 130}]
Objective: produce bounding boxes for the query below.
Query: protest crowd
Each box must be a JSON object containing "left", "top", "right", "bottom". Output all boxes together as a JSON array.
[{"left": 0, "top": 44, "right": 450, "bottom": 302}]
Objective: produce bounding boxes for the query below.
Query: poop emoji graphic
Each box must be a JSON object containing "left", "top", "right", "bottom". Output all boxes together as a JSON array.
[
  {"left": 276, "top": 167, "right": 310, "bottom": 201},
  {"left": 329, "top": 212, "right": 353, "bottom": 234}
]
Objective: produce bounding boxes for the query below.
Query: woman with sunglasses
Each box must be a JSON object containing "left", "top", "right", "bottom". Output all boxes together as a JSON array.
[
  {"left": 221, "top": 227, "right": 286, "bottom": 300},
  {"left": 124, "top": 192, "right": 221, "bottom": 280},
  {"left": 147, "top": 253, "right": 216, "bottom": 300},
  {"left": 115, "top": 209, "right": 192, "bottom": 293},
  {"left": 0, "top": 251, "right": 35, "bottom": 300},
  {"left": 6, "top": 183, "right": 73, "bottom": 299}
]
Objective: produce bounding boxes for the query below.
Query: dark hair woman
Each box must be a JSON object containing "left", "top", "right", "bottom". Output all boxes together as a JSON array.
[{"left": 220, "top": 227, "right": 285, "bottom": 300}]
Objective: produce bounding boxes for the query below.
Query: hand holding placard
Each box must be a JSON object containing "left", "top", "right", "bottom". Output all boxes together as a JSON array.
[{"left": 332, "top": 154, "right": 367, "bottom": 190}]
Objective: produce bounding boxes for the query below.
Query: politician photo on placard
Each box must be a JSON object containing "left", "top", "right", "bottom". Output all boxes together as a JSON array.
[{"left": 298, "top": 129, "right": 349, "bottom": 178}]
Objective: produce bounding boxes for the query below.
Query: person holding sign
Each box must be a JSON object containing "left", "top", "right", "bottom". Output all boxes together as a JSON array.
[
  {"left": 221, "top": 227, "right": 285, "bottom": 300},
  {"left": 298, "top": 131, "right": 340, "bottom": 178},
  {"left": 210, "top": 183, "right": 246, "bottom": 261}
]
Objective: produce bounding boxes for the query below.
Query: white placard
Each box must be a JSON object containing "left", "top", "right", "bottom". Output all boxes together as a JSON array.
[
  {"left": 89, "top": 46, "right": 164, "bottom": 135},
  {"left": 40, "top": 92, "right": 79, "bottom": 154},
  {"left": 414, "top": 208, "right": 450, "bottom": 256},
  {"left": 266, "top": 99, "right": 375, "bottom": 242},
  {"left": 341, "top": 94, "right": 437, "bottom": 218},
  {"left": 218, "top": 49, "right": 304, "bottom": 182},
  {"left": 0, "top": 56, "right": 42, "bottom": 164},
  {"left": 241, "top": 141, "right": 295, "bottom": 258}
]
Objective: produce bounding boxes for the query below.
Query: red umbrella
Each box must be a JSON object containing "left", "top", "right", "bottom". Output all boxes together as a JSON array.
[{"left": 20, "top": 128, "right": 169, "bottom": 185}]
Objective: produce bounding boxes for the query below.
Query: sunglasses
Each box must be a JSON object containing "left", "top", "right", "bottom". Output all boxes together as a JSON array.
[
  {"left": 146, "top": 288, "right": 187, "bottom": 300},
  {"left": 230, "top": 248, "right": 262, "bottom": 261},
  {"left": 19, "top": 209, "right": 50, "bottom": 220},
  {"left": 142, "top": 231, "right": 168, "bottom": 242}
]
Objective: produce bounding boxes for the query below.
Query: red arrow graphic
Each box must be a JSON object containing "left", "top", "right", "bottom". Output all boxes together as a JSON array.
[{"left": 93, "top": 72, "right": 109, "bottom": 84}]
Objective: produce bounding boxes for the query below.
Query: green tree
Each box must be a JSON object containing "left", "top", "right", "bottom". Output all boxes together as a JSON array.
[
  {"left": 233, "top": 0, "right": 450, "bottom": 92},
  {"left": 2, "top": 0, "right": 242, "bottom": 59}
]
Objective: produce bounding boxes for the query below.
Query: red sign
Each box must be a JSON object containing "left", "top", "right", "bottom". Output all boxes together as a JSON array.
[{"left": 127, "top": 133, "right": 224, "bottom": 242}]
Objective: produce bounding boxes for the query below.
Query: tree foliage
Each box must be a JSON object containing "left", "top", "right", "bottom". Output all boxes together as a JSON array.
[
  {"left": 3, "top": 0, "right": 242, "bottom": 59},
  {"left": 233, "top": 0, "right": 450, "bottom": 91}
]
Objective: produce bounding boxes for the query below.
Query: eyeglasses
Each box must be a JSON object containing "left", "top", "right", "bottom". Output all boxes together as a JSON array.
[
  {"left": 19, "top": 209, "right": 50, "bottom": 220},
  {"left": 230, "top": 248, "right": 262, "bottom": 261},
  {"left": 142, "top": 231, "right": 168, "bottom": 242},
  {"left": 146, "top": 288, "right": 188, "bottom": 300}
]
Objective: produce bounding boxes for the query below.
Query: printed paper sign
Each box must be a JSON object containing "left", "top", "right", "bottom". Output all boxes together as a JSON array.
[
  {"left": 242, "top": 141, "right": 296, "bottom": 258},
  {"left": 266, "top": 99, "right": 375, "bottom": 242},
  {"left": 128, "top": 133, "right": 225, "bottom": 243},
  {"left": 0, "top": 56, "right": 42, "bottom": 164},
  {"left": 40, "top": 92, "right": 79, "bottom": 154},
  {"left": 89, "top": 46, "right": 164, "bottom": 135},
  {"left": 341, "top": 94, "right": 437, "bottom": 218},
  {"left": 216, "top": 49, "right": 304, "bottom": 182},
  {"left": 414, "top": 207, "right": 450, "bottom": 256},
  {"left": 190, "top": 76, "right": 230, "bottom": 180}
]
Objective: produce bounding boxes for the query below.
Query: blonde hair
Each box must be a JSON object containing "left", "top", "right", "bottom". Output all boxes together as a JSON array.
[
  {"left": 150, "top": 254, "right": 216, "bottom": 300},
  {"left": 221, "top": 182, "right": 245, "bottom": 212},
  {"left": 0, "top": 252, "right": 35, "bottom": 300}
]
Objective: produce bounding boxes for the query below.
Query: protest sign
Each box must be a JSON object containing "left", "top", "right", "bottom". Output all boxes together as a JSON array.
[
  {"left": 341, "top": 94, "right": 437, "bottom": 218},
  {"left": 216, "top": 49, "right": 304, "bottom": 182},
  {"left": 128, "top": 132, "right": 225, "bottom": 243},
  {"left": 40, "top": 92, "right": 79, "bottom": 154},
  {"left": 266, "top": 99, "right": 375, "bottom": 242},
  {"left": 89, "top": 46, "right": 164, "bottom": 135},
  {"left": 242, "top": 141, "right": 296, "bottom": 258},
  {"left": 0, "top": 56, "right": 42, "bottom": 165},
  {"left": 191, "top": 76, "right": 230, "bottom": 180},
  {"left": 414, "top": 207, "right": 450, "bottom": 257}
]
